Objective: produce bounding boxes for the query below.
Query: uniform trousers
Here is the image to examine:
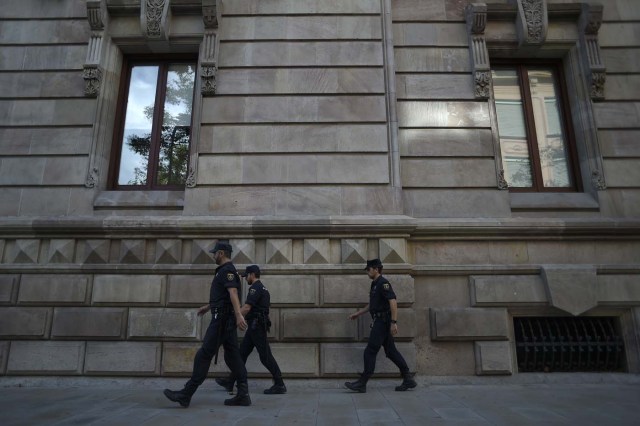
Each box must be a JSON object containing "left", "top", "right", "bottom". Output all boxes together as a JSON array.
[
  {"left": 363, "top": 317, "right": 410, "bottom": 378},
  {"left": 231, "top": 318, "right": 282, "bottom": 382},
  {"left": 185, "top": 314, "right": 247, "bottom": 394}
]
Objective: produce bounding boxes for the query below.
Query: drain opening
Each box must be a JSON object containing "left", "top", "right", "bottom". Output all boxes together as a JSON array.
[{"left": 514, "top": 317, "right": 625, "bottom": 372}]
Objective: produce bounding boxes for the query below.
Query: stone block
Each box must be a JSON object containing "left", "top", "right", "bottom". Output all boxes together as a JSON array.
[
  {"left": 404, "top": 189, "right": 511, "bottom": 218},
  {"left": 219, "top": 41, "right": 382, "bottom": 67},
  {"left": 594, "top": 102, "right": 640, "bottom": 129},
  {"left": 217, "top": 68, "right": 384, "bottom": 94},
  {"left": 0, "top": 341, "right": 8, "bottom": 374},
  {"left": 599, "top": 130, "right": 640, "bottom": 157},
  {"left": 341, "top": 239, "right": 367, "bottom": 264},
  {"left": 222, "top": 16, "right": 381, "bottom": 40},
  {"left": 401, "top": 158, "right": 497, "bottom": 188},
  {"left": 379, "top": 238, "right": 408, "bottom": 264},
  {"left": 470, "top": 275, "right": 548, "bottom": 306},
  {"left": 598, "top": 275, "right": 640, "bottom": 305},
  {"left": 167, "top": 275, "right": 211, "bottom": 306},
  {"left": 0, "top": 157, "right": 45, "bottom": 186},
  {"left": 18, "top": 188, "right": 72, "bottom": 216},
  {"left": 340, "top": 186, "right": 404, "bottom": 215},
  {"left": 322, "top": 274, "right": 414, "bottom": 305},
  {"left": 119, "top": 239, "right": 146, "bottom": 264},
  {"left": 0, "top": 307, "right": 51, "bottom": 337},
  {"left": 604, "top": 159, "right": 640, "bottom": 188},
  {"left": 430, "top": 308, "right": 508, "bottom": 341},
  {"left": 2, "top": 0, "right": 86, "bottom": 19},
  {"left": 606, "top": 75, "right": 640, "bottom": 101},
  {"left": 0, "top": 189, "right": 20, "bottom": 216},
  {"left": 542, "top": 266, "right": 597, "bottom": 316},
  {"left": 201, "top": 124, "right": 387, "bottom": 154},
  {"left": 397, "top": 74, "right": 475, "bottom": 100},
  {"left": 162, "top": 342, "right": 214, "bottom": 375},
  {"left": 7, "top": 341, "right": 85, "bottom": 374},
  {"left": 92, "top": 275, "right": 165, "bottom": 305},
  {"left": 51, "top": 307, "right": 126, "bottom": 338},
  {"left": 275, "top": 187, "right": 341, "bottom": 215},
  {"left": 78, "top": 239, "right": 110, "bottom": 264},
  {"left": 0, "top": 99, "right": 96, "bottom": 127},
  {"left": 223, "top": 0, "right": 380, "bottom": 14},
  {"left": 0, "top": 19, "right": 89, "bottom": 44},
  {"left": 393, "top": 23, "right": 467, "bottom": 46},
  {"left": 282, "top": 308, "right": 356, "bottom": 340},
  {"left": 304, "top": 239, "right": 330, "bottom": 264},
  {"left": 397, "top": 101, "right": 490, "bottom": 128},
  {"left": 262, "top": 275, "right": 318, "bottom": 306},
  {"left": 202, "top": 96, "right": 386, "bottom": 124},
  {"left": 0, "top": 275, "right": 18, "bottom": 305},
  {"left": 128, "top": 308, "right": 199, "bottom": 339},
  {"left": 155, "top": 239, "right": 181, "bottom": 264},
  {"left": 0, "top": 128, "right": 91, "bottom": 155},
  {"left": 245, "top": 343, "right": 319, "bottom": 376},
  {"left": 600, "top": 23, "right": 639, "bottom": 47},
  {"left": 266, "top": 239, "right": 293, "bottom": 265},
  {"left": 399, "top": 128, "right": 494, "bottom": 157},
  {"left": 84, "top": 342, "right": 161, "bottom": 375},
  {"left": 392, "top": 0, "right": 447, "bottom": 20},
  {"left": 474, "top": 341, "right": 513, "bottom": 375},
  {"left": 395, "top": 47, "right": 470, "bottom": 73},
  {"left": 416, "top": 276, "right": 472, "bottom": 308},
  {"left": 0, "top": 72, "right": 85, "bottom": 98},
  {"left": 5, "top": 239, "right": 39, "bottom": 264},
  {"left": 47, "top": 239, "right": 75, "bottom": 264},
  {"left": 0, "top": 45, "right": 86, "bottom": 71},
  {"left": 18, "top": 274, "right": 89, "bottom": 305},
  {"left": 231, "top": 239, "right": 255, "bottom": 264},
  {"left": 357, "top": 309, "right": 416, "bottom": 340},
  {"left": 320, "top": 343, "right": 416, "bottom": 375},
  {"left": 602, "top": 48, "right": 640, "bottom": 73}
]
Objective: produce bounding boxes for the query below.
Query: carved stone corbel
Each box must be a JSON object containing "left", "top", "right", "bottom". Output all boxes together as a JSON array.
[
  {"left": 591, "top": 170, "right": 606, "bottom": 191},
  {"left": 141, "top": 0, "right": 171, "bottom": 40},
  {"left": 465, "top": 3, "right": 492, "bottom": 100},
  {"left": 580, "top": 4, "right": 606, "bottom": 101},
  {"left": 202, "top": 0, "right": 218, "bottom": 29},
  {"left": 83, "top": 1, "right": 108, "bottom": 97},
  {"left": 511, "top": 0, "right": 548, "bottom": 46},
  {"left": 200, "top": 0, "right": 220, "bottom": 96}
]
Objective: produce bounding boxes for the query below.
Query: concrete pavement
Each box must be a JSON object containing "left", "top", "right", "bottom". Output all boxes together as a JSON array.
[{"left": 1, "top": 375, "right": 639, "bottom": 425}]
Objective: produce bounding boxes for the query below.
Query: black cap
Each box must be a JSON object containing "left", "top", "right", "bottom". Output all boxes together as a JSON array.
[
  {"left": 240, "top": 265, "right": 260, "bottom": 277},
  {"left": 209, "top": 240, "right": 233, "bottom": 253},
  {"left": 364, "top": 258, "right": 383, "bottom": 270}
]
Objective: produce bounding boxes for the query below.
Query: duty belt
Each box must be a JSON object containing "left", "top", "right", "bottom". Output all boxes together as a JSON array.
[{"left": 371, "top": 311, "right": 391, "bottom": 319}]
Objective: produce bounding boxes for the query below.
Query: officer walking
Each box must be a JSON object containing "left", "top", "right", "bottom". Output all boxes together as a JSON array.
[
  {"left": 215, "top": 265, "right": 287, "bottom": 394},
  {"left": 345, "top": 259, "right": 417, "bottom": 393},
  {"left": 163, "top": 240, "right": 252, "bottom": 407}
]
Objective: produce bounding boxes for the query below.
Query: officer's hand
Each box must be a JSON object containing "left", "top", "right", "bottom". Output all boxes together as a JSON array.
[
  {"left": 236, "top": 314, "right": 248, "bottom": 331},
  {"left": 348, "top": 313, "right": 359, "bottom": 321},
  {"left": 197, "top": 305, "right": 209, "bottom": 316},
  {"left": 390, "top": 323, "right": 398, "bottom": 336}
]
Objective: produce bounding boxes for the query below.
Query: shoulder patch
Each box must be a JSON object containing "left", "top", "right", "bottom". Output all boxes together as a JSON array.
[
  {"left": 227, "top": 273, "right": 235, "bottom": 281},
  {"left": 249, "top": 288, "right": 256, "bottom": 295},
  {"left": 383, "top": 283, "right": 390, "bottom": 290}
]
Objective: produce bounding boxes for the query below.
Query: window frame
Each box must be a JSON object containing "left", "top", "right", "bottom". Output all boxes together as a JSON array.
[
  {"left": 492, "top": 59, "right": 583, "bottom": 193},
  {"left": 108, "top": 55, "right": 198, "bottom": 191}
]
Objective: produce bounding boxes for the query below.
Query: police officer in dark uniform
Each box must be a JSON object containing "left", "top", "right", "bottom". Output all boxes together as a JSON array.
[
  {"left": 345, "top": 259, "right": 417, "bottom": 393},
  {"left": 215, "top": 265, "right": 287, "bottom": 395},
  {"left": 163, "top": 240, "right": 252, "bottom": 407}
]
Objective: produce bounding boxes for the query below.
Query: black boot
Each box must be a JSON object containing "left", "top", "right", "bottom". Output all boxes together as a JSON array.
[
  {"left": 264, "top": 378, "right": 286, "bottom": 394},
  {"left": 224, "top": 381, "right": 251, "bottom": 406},
  {"left": 215, "top": 377, "right": 235, "bottom": 393},
  {"left": 345, "top": 374, "right": 368, "bottom": 393},
  {"left": 395, "top": 372, "right": 417, "bottom": 391},
  {"left": 163, "top": 388, "right": 192, "bottom": 408}
]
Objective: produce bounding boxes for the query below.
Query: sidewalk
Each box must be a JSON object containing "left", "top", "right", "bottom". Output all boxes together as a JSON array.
[{"left": 1, "top": 375, "right": 639, "bottom": 425}]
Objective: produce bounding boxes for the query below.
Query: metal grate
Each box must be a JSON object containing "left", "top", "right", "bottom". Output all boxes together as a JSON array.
[{"left": 514, "top": 317, "right": 625, "bottom": 372}]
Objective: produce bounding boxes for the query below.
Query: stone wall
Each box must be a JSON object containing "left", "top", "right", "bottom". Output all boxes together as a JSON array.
[{"left": 0, "top": 0, "right": 639, "bottom": 380}]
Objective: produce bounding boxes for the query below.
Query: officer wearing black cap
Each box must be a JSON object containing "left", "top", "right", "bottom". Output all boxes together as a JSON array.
[
  {"left": 163, "top": 240, "right": 251, "bottom": 407},
  {"left": 215, "top": 265, "right": 286, "bottom": 395},
  {"left": 345, "top": 259, "right": 417, "bottom": 393}
]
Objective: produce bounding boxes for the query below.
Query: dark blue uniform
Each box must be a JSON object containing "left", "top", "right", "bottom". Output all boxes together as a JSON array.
[
  {"left": 233, "top": 280, "right": 283, "bottom": 383},
  {"left": 184, "top": 262, "right": 248, "bottom": 394},
  {"left": 363, "top": 275, "right": 410, "bottom": 378}
]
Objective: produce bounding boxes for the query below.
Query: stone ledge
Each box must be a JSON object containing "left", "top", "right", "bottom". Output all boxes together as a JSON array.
[
  {"left": 430, "top": 308, "right": 508, "bottom": 341},
  {"left": 93, "top": 191, "right": 184, "bottom": 210}
]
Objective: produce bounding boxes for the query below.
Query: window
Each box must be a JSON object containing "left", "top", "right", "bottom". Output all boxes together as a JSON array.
[
  {"left": 492, "top": 62, "right": 581, "bottom": 192},
  {"left": 110, "top": 58, "right": 197, "bottom": 190}
]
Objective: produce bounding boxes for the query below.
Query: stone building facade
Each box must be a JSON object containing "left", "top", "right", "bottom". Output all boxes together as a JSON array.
[{"left": 0, "top": 0, "right": 639, "bottom": 379}]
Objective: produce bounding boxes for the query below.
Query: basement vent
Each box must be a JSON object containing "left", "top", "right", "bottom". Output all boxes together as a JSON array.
[{"left": 514, "top": 317, "right": 625, "bottom": 372}]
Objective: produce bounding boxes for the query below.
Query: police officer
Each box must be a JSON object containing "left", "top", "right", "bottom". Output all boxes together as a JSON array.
[
  {"left": 163, "top": 240, "right": 251, "bottom": 407},
  {"left": 345, "top": 259, "right": 417, "bottom": 393},
  {"left": 215, "top": 265, "right": 287, "bottom": 395}
]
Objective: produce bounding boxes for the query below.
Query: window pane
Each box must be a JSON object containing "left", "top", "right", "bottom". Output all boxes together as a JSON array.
[
  {"left": 527, "top": 68, "right": 572, "bottom": 188},
  {"left": 156, "top": 64, "right": 195, "bottom": 186},
  {"left": 118, "top": 66, "right": 159, "bottom": 186},
  {"left": 492, "top": 69, "right": 533, "bottom": 188}
]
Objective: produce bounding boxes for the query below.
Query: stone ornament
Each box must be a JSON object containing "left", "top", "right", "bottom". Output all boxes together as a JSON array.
[
  {"left": 513, "top": 0, "right": 547, "bottom": 45},
  {"left": 465, "top": 3, "right": 491, "bottom": 100},
  {"left": 142, "top": 0, "right": 170, "bottom": 39},
  {"left": 497, "top": 169, "right": 509, "bottom": 190},
  {"left": 83, "top": 1, "right": 108, "bottom": 98},
  {"left": 580, "top": 4, "right": 606, "bottom": 101},
  {"left": 591, "top": 170, "right": 606, "bottom": 191},
  {"left": 201, "top": 64, "right": 217, "bottom": 96}
]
